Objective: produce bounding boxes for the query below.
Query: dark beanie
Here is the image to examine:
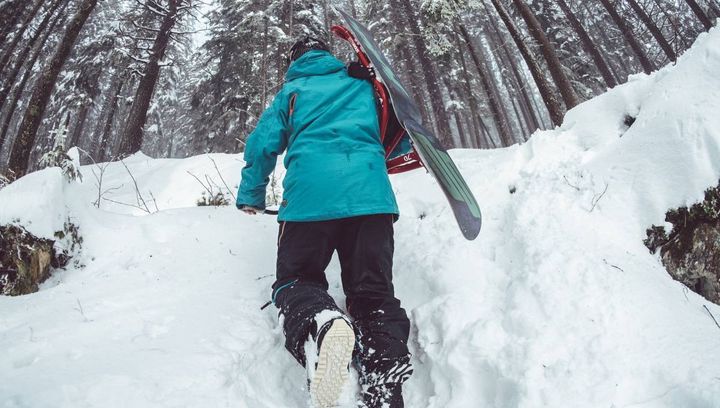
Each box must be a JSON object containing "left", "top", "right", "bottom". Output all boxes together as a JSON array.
[{"left": 288, "top": 36, "right": 330, "bottom": 63}]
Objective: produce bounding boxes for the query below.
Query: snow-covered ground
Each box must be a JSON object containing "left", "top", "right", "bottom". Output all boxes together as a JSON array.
[{"left": 2, "top": 26, "right": 720, "bottom": 408}]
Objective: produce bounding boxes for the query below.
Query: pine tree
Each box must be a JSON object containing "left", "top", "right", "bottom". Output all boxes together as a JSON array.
[{"left": 7, "top": 0, "right": 99, "bottom": 178}]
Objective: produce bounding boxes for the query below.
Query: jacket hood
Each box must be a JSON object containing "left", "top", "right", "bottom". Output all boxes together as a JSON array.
[{"left": 285, "top": 50, "right": 345, "bottom": 82}]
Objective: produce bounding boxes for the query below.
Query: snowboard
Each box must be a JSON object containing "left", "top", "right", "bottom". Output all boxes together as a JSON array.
[{"left": 332, "top": 10, "right": 482, "bottom": 240}]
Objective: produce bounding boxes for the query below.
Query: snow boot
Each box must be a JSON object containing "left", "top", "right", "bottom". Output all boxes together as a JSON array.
[
  {"left": 358, "top": 355, "right": 412, "bottom": 408},
  {"left": 361, "top": 383, "right": 405, "bottom": 408},
  {"left": 308, "top": 317, "right": 356, "bottom": 408}
]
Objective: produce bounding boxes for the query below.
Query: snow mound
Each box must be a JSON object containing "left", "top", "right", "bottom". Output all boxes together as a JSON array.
[{"left": 2, "top": 27, "right": 720, "bottom": 408}]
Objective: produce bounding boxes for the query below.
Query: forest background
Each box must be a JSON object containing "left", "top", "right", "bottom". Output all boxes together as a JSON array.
[{"left": 0, "top": 0, "right": 718, "bottom": 179}]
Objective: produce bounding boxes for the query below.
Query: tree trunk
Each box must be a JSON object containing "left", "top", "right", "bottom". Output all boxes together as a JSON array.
[
  {"left": 6, "top": 0, "right": 97, "bottom": 177},
  {"left": 348, "top": 0, "right": 358, "bottom": 18},
  {"left": 88, "top": 62, "right": 123, "bottom": 161},
  {"left": 626, "top": 0, "right": 677, "bottom": 62},
  {"left": 490, "top": 0, "right": 565, "bottom": 126},
  {"left": 684, "top": 0, "right": 714, "bottom": 30},
  {"left": 709, "top": 1, "right": 720, "bottom": 19},
  {"left": 554, "top": 0, "right": 618, "bottom": 88},
  {"left": 651, "top": 0, "right": 691, "bottom": 51},
  {"left": 0, "top": 0, "right": 45, "bottom": 77},
  {"left": 387, "top": 3, "right": 430, "bottom": 124},
  {"left": 395, "top": 0, "right": 453, "bottom": 147},
  {"left": 0, "top": 0, "right": 65, "bottom": 114},
  {"left": 598, "top": 0, "right": 656, "bottom": 74},
  {"left": 66, "top": 100, "right": 91, "bottom": 149},
  {"left": 0, "top": 1, "right": 67, "bottom": 155},
  {"left": 98, "top": 73, "right": 128, "bottom": 162},
  {"left": 118, "top": 0, "right": 180, "bottom": 157},
  {"left": 512, "top": 0, "right": 580, "bottom": 109},
  {"left": 481, "top": 4, "right": 542, "bottom": 133},
  {"left": 457, "top": 22, "right": 514, "bottom": 147},
  {"left": 441, "top": 73, "right": 468, "bottom": 147},
  {"left": 452, "top": 32, "right": 482, "bottom": 148},
  {"left": 0, "top": 0, "right": 30, "bottom": 52}
]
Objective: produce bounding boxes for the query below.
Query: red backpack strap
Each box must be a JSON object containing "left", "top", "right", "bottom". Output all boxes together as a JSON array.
[{"left": 288, "top": 93, "right": 297, "bottom": 118}]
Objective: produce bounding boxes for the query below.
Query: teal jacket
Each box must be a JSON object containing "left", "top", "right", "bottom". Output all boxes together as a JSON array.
[{"left": 236, "top": 50, "right": 399, "bottom": 221}]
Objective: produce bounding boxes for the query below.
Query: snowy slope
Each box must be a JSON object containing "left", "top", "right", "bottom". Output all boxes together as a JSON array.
[{"left": 2, "top": 27, "right": 720, "bottom": 408}]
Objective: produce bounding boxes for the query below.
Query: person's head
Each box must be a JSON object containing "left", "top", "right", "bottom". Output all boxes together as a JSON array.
[{"left": 288, "top": 36, "right": 330, "bottom": 64}]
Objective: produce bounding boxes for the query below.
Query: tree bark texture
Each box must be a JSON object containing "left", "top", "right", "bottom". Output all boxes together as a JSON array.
[
  {"left": 7, "top": 0, "right": 98, "bottom": 177},
  {"left": 598, "top": 0, "right": 656, "bottom": 74},
  {"left": 0, "top": 0, "right": 45, "bottom": 76},
  {"left": 490, "top": 0, "right": 565, "bottom": 126},
  {"left": 0, "top": 0, "right": 65, "bottom": 114},
  {"left": 118, "top": 0, "right": 180, "bottom": 157},
  {"left": 512, "top": 0, "right": 580, "bottom": 110},
  {"left": 396, "top": 0, "right": 453, "bottom": 147},
  {"left": 554, "top": 0, "right": 618, "bottom": 88},
  {"left": 0, "top": 1, "right": 67, "bottom": 154},
  {"left": 626, "top": 0, "right": 677, "bottom": 62},
  {"left": 482, "top": 6, "right": 542, "bottom": 134},
  {"left": 684, "top": 0, "right": 714, "bottom": 30},
  {"left": 98, "top": 72, "right": 128, "bottom": 161},
  {"left": 457, "top": 22, "right": 514, "bottom": 147},
  {"left": 0, "top": 0, "right": 29, "bottom": 50}
]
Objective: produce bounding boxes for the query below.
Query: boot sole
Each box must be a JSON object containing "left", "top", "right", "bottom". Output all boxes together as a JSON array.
[{"left": 310, "top": 319, "right": 356, "bottom": 408}]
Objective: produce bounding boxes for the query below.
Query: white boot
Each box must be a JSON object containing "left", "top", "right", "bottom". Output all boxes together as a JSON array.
[{"left": 308, "top": 317, "right": 356, "bottom": 408}]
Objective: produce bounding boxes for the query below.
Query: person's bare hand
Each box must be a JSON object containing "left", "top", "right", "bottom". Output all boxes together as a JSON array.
[{"left": 241, "top": 206, "right": 262, "bottom": 215}]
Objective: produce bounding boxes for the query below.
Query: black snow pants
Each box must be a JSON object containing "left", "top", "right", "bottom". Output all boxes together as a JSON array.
[{"left": 271, "top": 214, "right": 411, "bottom": 386}]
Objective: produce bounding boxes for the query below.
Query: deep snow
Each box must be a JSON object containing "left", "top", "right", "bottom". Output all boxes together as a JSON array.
[{"left": 2, "top": 26, "right": 720, "bottom": 408}]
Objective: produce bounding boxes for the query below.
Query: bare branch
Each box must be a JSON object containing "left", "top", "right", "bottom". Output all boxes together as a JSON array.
[
  {"left": 208, "top": 155, "right": 236, "bottom": 201},
  {"left": 590, "top": 183, "right": 609, "bottom": 212},
  {"left": 131, "top": 20, "right": 162, "bottom": 33},
  {"left": 704, "top": 305, "right": 720, "bottom": 330},
  {"left": 169, "top": 28, "right": 210, "bottom": 35},
  {"left": 120, "top": 159, "right": 151, "bottom": 213},
  {"left": 135, "top": 0, "right": 168, "bottom": 18},
  {"left": 187, "top": 170, "right": 214, "bottom": 196},
  {"left": 102, "top": 197, "right": 151, "bottom": 212}
]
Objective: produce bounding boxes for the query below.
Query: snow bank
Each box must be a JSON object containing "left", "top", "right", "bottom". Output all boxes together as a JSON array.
[{"left": 2, "top": 27, "right": 720, "bottom": 408}]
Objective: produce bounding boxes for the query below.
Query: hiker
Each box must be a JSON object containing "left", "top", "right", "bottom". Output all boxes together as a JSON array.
[{"left": 236, "top": 36, "right": 413, "bottom": 408}]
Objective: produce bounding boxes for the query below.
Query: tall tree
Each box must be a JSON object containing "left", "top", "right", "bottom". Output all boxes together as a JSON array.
[
  {"left": 512, "top": 0, "right": 580, "bottom": 110},
  {"left": 118, "top": 0, "right": 187, "bottom": 157},
  {"left": 684, "top": 0, "right": 714, "bottom": 30},
  {"left": 0, "top": 0, "right": 69, "bottom": 152},
  {"left": 0, "top": 0, "right": 45, "bottom": 76},
  {"left": 554, "top": 0, "right": 617, "bottom": 88},
  {"left": 598, "top": 0, "right": 656, "bottom": 74},
  {"left": 394, "top": 0, "right": 454, "bottom": 147},
  {"left": 7, "top": 0, "right": 99, "bottom": 177},
  {"left": 0, "top": 0, "right": 30, "bottom": 48},
  {"left": 490, "top": 0, "right": 565, "bottom": 126},
  {"left": 626, "top": 0, "right": 676, "bottom": 62},
  {"left": 0, "top": 0, "right": 66, "bottom": 114},
  {"left": 457, "top": 22, "right": 514, "bottom": 146}
]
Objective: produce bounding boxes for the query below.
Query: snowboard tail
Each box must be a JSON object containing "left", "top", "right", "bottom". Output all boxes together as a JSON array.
[{"left": 332, "top": 10, "right": 482, "bottom": 240}]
